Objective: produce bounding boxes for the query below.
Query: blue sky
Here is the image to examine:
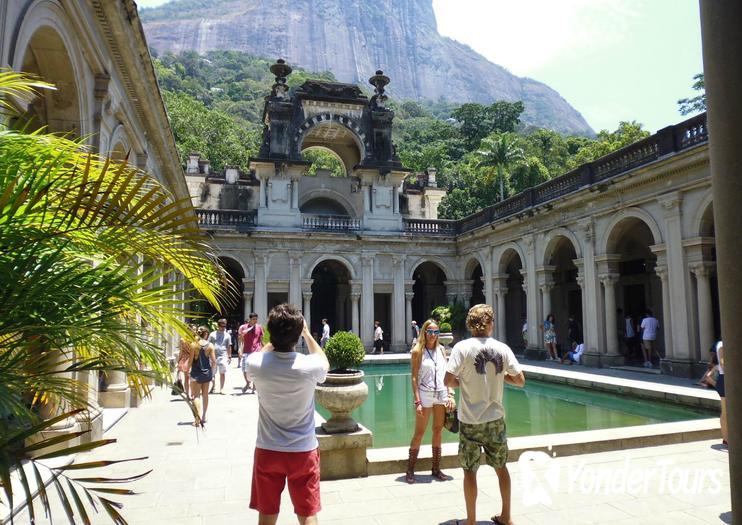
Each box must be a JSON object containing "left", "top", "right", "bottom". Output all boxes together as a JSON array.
[{"left": 137, "top": 0, "right": 704, "bottom": 133}]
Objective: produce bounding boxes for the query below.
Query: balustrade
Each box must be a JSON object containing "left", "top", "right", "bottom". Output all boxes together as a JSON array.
[{"left": 302, "top": 214, "right": 361, "bottom": 232}]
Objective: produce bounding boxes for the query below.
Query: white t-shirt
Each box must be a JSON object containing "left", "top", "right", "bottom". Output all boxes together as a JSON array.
[
  {"left": 571, "top": 343, "right": 585, "bottom": 362},
  {"left": 374, "top": 326, "right": 383, "bottom": 341},
  {"left": 446, "top": 337, "right": 522, "bottom": 425},
  {"left": 321, "top": 324, "right": 330, "bottom": 340},
  {"left": 640, "top": 317, "right": 660, "bottom": 341},
  {"left": 246, "top": 351, "right": 328, "bottom": 452},
  {"left": 625, "top": 318, "right": 636, "bottom": 338},
  {"left": 209, "top": 330, "right": 232, "bottom": 358}
]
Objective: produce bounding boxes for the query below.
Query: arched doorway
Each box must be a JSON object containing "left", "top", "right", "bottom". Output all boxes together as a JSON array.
[
  {"left": 696, "top": 203, "right": 721, "bottom": 351},
  {"left": 500, "top": 249, "right": 526, "bottom": 350},
  {"left": 310, "top": 260, "right": 352, "bottom": 338},
  {"left": 19, "top": 26, "right": 81, "bottom": 136},
  {"left": 412, "top": 262, "right": 447, "bottom": 324},
  {"left": 467, "top": 262, "right": 485, "bottom": 307},
  {"left": 606, "top": 218, "right": 662, "bottom": 363},
  {"left": 544, "top": 237, "right": 581, "bottom": 352}
]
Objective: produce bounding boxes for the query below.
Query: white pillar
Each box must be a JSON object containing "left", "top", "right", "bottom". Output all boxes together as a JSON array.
[
  {"left": 655, "top": 265, "right": 673, "bottom": 358},
  {"left": 482, "top": 248, "right": 494, "bottom": 306},
  {"left": 242, "top": 291, "right": 253, "bottom": 320},
  {"left": 494, "top": 286, "right": 507, "bottom": 342},
  {"left": 351, "top": 291, "right": 361, "bottom": 336},
  {"left": 99, "top": 369, "right": 130, "bottom": 408},
  {"left": 691, "top": 263, "right": 716, "bottom": 355},
  {"left": 361, "top": 254, "right": 375, "bottom": 348},
  {"left": 405, "top": 291, "right": 414, "bottom": 343},
  {"left": 254, "top": 254, "right": 268, "bottom": 322},
  {"left": 302, "top": 291, "right": 312, "bottom": 330},
  {"left": 392, "top": 255, "right": 406, "bottom": 350},
  {"left": 289, "top": 253, "right": 302, "bottom": 307},
  {"left": 660, "top": 194, "right": 692, "bottom": 364},
  {"left": 600, "top": 273, "right": 621, "bottom": 357},
  {"left": 540, "top": 283, "right": 553, "bottom": 323},
  {"left": 258, "top": 176, "right": 267, "bottom": 208}
]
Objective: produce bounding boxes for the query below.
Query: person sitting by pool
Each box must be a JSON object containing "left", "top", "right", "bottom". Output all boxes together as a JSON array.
[
  {"left": 560, "top": 341, "right": 585, "bottom": 365},
  {"left": 696, "top": 349, "right": 719, "bottom": 389},
  {"left": 406, "top": 319, "right": 456, "bottom": 483}
]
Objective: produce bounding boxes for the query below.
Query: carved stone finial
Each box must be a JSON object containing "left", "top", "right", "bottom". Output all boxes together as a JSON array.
[
  {"left": 270, "top": 58, "right": 292, "bottom": 98},
  {"left": 369, "top": 69, "right": 390, "bottom": 108}
]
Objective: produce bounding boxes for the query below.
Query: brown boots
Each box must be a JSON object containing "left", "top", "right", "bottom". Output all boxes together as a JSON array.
[
  {"left": 431, "top": 446, "right": 451, "bottom": 481},
  {"left": 405, "top": 447, "right": 419, "bottom": 483}
]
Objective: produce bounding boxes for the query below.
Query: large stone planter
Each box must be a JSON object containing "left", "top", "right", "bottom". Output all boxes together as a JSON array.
[
  {"left": 439, "top": 332, "right": 454, "bottom": 356},
  {"left": 315, "top": 370, "right": 368, "bottom": 434}
]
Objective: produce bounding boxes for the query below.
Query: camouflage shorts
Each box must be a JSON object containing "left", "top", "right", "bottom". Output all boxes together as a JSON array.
[{"left": 458, "top": 418, "right": 508, "bottom": 472}]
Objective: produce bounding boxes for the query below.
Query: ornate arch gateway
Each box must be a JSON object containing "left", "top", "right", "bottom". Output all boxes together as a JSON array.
[{"left": 249, "top": 60, "right": 411, "bottom": 231}]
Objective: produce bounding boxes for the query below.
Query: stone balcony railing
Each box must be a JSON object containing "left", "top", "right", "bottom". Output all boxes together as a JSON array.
[
  {"left": 302, "top": 214, "right": 361, "bottom": 232},
  {"left": 196, "top": 113, "right": 708, "bottom": 237}
]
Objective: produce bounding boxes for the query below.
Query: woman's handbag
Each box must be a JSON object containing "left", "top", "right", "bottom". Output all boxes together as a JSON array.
[
  {"left": 444, "top": 408, "right": 459, "bottom": 433},
  {"left": 171, "top": 378, "right": 184, "bottom": 395}
]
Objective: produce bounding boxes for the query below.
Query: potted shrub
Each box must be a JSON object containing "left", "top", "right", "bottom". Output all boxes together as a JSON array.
[
  {"left": 438, "top": 321, "right": 454, "bottom": 351},
  {"left": 314, "top": 331, "right": 368, "bottom": 433}
]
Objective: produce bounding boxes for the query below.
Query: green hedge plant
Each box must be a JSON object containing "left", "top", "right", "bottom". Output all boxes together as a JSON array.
[
  {"left": 439, "top": 322, "right": 452, "bottom": 333},
  {"left": 324, "top": 331, "right": 365, "bottom": 372}
]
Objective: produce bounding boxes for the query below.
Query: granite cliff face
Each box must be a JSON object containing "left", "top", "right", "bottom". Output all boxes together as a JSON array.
[{"left": 141, "top": 0, "right": 593, "bottom": 135}]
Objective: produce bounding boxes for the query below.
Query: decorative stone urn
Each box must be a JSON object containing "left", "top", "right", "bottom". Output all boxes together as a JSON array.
[
  {"left": 315, "top": 370, "right": 368, "bottom": 434},
  {"left": 438, "top": 332, "right": 454, "bottom": 356}
]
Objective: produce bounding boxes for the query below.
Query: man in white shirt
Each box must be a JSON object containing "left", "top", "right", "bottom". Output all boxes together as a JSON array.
[
  {"left": 246, "top": 303, "right": 329, "bottom": 525},
  {"left": 445, "top": 304, "right": 525, "bottom": 525},
  {"left": 561, "top": 342, "right": 585, "bottom": 365},
  {"left": 320, "top": 318, "right": 330, "bottom": 348},
  {"left": 640, "top": 309, "right": 660, "bottom": 368},
  {"left": 208, "top": 319, "right": 232, "bottom": 394},
  {"left": 373, "top": 320, "right": 384, "bottom": 354}
]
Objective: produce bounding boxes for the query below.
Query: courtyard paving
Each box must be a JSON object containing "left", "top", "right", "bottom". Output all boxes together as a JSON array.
[{"left": 11, "top": 366, "right": 731, "bottom": 525}]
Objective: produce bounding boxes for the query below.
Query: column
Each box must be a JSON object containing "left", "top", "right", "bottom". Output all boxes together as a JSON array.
[
  {"left": 76, "top": 368, "right": 103, "bottom": 442},
  {"left": 577, "top": 220, "right": 601, "bottom": 359},
  {"left": 350, "top": 290, "right": 361, "bottom": 336},
  {"left": 405, "top": 291, "right": 414, "bottom": 341},
  {"left": 482, "top": 248, "right": 494, "bottom": 306},
  {"left": 289, "top": 253, "right": 302, "bottom": 307},
  {"left": 392, "top": 255, "right": 406, "bottom": 351},
  {"left": 302, "top": 290, "right": 312, "bottom": 330},
  {"left": 655, "top": 265, "right": 673, "bottom": 358},
  {"left": 700, "top": 2, "right": 742, "bottom": 510},
  {"left": 99, "top": 369, "right": 130, "bottom": 408},
  {"left": 258, "top": 176, "right": 267, "bottom": 208},
  {"left": 494, "top": 285, "right": 507, "bottom": 342},
  {"left": 242, "top": 277, "right": 254, "bottom": 319},
  {"left": 360, "top": 254, "right": 374, "bottom": 348},
  {"left": 540, "top": 282, "right": 553, "bottom": 322},
  {"left": 659, "top": 193, "right": 692, "bottom": 368},
  {"left": 690, "top": 263, "right": 715, "bottom": 355},
  {"left": 599, "top": 273, "right": 621, "bottom": 361},
  {"left": 254, "top": 254, "right": 268, "bottom": 322},
  {"left": 522, "top": 235, "right": 539, "bottom": 349}
]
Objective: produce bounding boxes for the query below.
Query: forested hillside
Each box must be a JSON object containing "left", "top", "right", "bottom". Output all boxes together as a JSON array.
[{"left": 154, "top": 50, "right": 650, "bottom": 219}]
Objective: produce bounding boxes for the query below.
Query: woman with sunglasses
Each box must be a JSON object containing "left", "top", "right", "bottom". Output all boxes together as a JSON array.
[{"left": 406, "top": 319, "right": 456, "bottom": 483}]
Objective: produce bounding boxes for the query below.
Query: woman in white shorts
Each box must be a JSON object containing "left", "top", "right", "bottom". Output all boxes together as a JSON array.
[{"left": 406, "top": 319, "right": 456, "bottom": 483}]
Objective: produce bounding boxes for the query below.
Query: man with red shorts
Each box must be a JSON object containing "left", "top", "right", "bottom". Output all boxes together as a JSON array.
[{"left": 246, "top": 303, "right": 329, "bottom": 525}]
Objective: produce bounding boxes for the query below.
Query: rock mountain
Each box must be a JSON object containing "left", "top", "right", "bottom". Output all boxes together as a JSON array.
[{"left": 140, "top": 0, "right": 593, "bottom": 135}]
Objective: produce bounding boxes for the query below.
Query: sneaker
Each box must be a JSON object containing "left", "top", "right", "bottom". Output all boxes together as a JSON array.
[{"left": 644, "top": 361, "right": 652, "bottom": 368}]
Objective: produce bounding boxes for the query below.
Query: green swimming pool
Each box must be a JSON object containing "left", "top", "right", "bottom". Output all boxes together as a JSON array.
[{"left": 316, "top": 364, "right": 714, "bottom": 448}]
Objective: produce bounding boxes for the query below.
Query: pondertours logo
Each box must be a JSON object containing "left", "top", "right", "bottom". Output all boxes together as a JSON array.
[{"left": 518, "top": 450, "right": 723, "bottom": 506}]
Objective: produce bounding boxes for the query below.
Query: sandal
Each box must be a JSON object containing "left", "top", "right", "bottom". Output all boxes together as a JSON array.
[{"left": 492, "top": 516, "right": 513, "bottom": 525}]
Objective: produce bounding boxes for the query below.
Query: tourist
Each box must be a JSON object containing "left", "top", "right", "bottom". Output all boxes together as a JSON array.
[
  {"left": 444, "top": 304, "right": 525, "bottom": 525},
  {"left": 246, "top": 303, "right": 329, "bottom": 525},
  {"left": 624, "top": 311, "right": 640, "bottom": 360},
  {"left": 239, "top": 313, "right": 263, "bottom": 394},
  {"left": 374, "top": 320, "right": 384, "bottom": 354},
  {"left": 521, "top": 314, "right": 528, "bottom": 350},
  {"left": 405, "top": 319, "right": 456, "bottom": 483},
  {"left": 176, "top": 324, "right": 198, "bottom": 399},
  {"left": 639, "top": 309, "right": 660, "bottom": 368},
  {"left": 542, "top": 313, "right": 558, "bottom": 361},
  {"left": 696, "top": 348, "right": 719, "bottom": 389},
  {"left": 567, "top": 314, "right": 582, "bottom": 347},
  {"left": 190, "top": 326, "right": 216, "bottom": 425},
  {"left": 715, "top": 341, "right": 727, "bottom": 447},
  {"left": 561, "top": 341, "right": 585, "bottom": 365},
  {"left": 320, "top": 318, "right": 330, "bottom": 348},
  {"left": 209, "top": 318, "right": 232, "bottom": 393},
  {"left": 411, "top": 320, "right": 420, "bottom": 347}
]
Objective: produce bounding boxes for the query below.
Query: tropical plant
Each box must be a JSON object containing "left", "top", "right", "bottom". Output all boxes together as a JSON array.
[
  {"left": 430, "top": 300, "right": 467, "bottom": 332},
  {"left": 476, "top": 133, "right": 525, "bottom": 202},
  {"left": 0, "top": 70, "right": 228, "bottom": 523},
  {"left": 439, "top": 322, "right": 452, "bottom": 334},
  {"left": 324, "top": 331, "right": 365, "bottom": 372}
]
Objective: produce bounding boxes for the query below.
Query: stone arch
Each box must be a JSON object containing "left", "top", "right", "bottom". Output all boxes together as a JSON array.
[
  {"left": 299, "top": 188, "right": 358, "bottom": 217},
  {"left": 294, "top": 113, "right": 368, "bottom": 173},
  {"left": 693, "top": 190, "right": 715, "bottom": 237},
  {"left": 309, "top": 258, "right": 353, "bottom": 335},
  {"left": 600, "top": 208, "right": 663, "bottom": 255},
  {"left": 463, "top": 254, "right": 485, "bottom": 280},
  {"left": 463, "top": 255, "right": 485, "bottom": 307},
  {"left": 408, "top": 257, "right": 453, "bottom": 282},
  {"left": 108, "top": 123, "right": 133, "bottom": 163},
  {"left": 541, "top": 228, "right": 582, "bottom": 266},
  {"left": 11, "top": 1, "right": 90, "bottom": 136},
  {"left": 305, "top": 254, "right": 357, "bottom": 281},
  {"left": 496, "top": 242, "right": 526, "bottom": 274},
  {"left": 218, "top": 254, "right": 250, "bottom": 280}
]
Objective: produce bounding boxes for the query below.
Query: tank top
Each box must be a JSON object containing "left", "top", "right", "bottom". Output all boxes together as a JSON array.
[
  {"left": 190, "top": 341, "right": 213, "bottom": 383},
  {"left": 418, "top": 345, "right": 447, "bottom": 392}
]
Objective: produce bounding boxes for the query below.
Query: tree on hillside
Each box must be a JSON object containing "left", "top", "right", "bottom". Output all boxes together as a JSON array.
[
  {"left": 476, "top": 133, "right": 525, "bottom": 201},
  {"left": 677, "top": 73, "right": 706, "bottom": 115},
  {"left": 570, "top": 121, "right": 650, "bottom": 166},
  {"left": 451, "top": 100, "right": 524, "bottom": 148}
]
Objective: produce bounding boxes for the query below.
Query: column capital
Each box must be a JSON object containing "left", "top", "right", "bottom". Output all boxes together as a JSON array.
[
  {"left": 392, "top": 254, "right": 406, "bottom": 267},
  {"left": 350, "top": 292, "right": 361, "bottom": 301},
  {"left": 302, "top": 291, "right": 313, "bottom": 301},
  {"left": 289, "top": 252, "right": 302, "bottom": 264},
  {"left": 575, "top": 274, "right": 585, "bottom": 288},
  {"left": 242, "top": 278, "right": 255, "bottom": 291},
  {"left": 493, "top": 285, "right": 508, "bottom": 297},
  {"left": 361, "top": 253, "right": 375, "bottom": 267},
  {"left": 253, "top": 253, "right": 268, "bottom": 266},
  {"left": 536, "top": 266, "right": 556, "bottom": 288},
  {"left": 598, "top": 273, "right": 620, "bottom": 286},
  {"left": 301, "top": 278, "right": 314, "bottom": 293},
  {"left": 242, "top": 290, "right": 254, "bottom": 299},
  {"left": 689, "top": 261, "right": 715, "bottom": 278},
  {"left": 654, "top": 264, "right": 669, "bottom": 282},
  {"left": 405, "top": 291, "right": 415, "bottom": 302},
  {"left": 576, "top": 218, "right": 595, "bottom": 242},
  {"left": 404, "top": 279, "right": 416, "bottom": 293},
  {"left": 658, "top": 192, "right": 683, "bottom": 217}
]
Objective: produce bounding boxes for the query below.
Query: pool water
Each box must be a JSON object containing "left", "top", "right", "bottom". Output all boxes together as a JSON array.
[{"left": 316, "top": 364, "right": 714, "bottom": 448}]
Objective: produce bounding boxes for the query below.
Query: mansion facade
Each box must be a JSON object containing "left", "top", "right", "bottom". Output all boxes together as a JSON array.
[{"left": 193, "top": 60, "right": 715, "bottom": 379}]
